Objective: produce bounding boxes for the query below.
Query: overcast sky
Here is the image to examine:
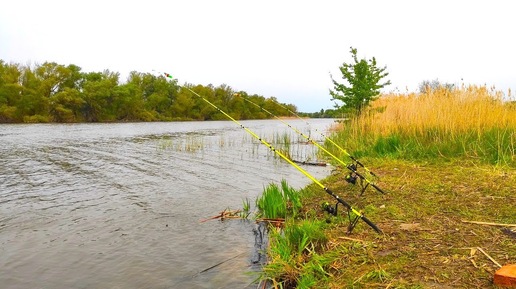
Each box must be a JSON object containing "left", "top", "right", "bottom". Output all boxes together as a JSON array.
[{"left": 1, "top": 0, "right": 514, "bottom": 112}]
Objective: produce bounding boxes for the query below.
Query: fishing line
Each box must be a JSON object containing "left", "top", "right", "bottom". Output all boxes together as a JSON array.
[
  {"left": 270, "top": 99, "right": 379, "bottom": 178},
  {"left": 161, "top": 72, "right": 381, "bottom": 233},
  {"left": 235, "top": 94, "right": 386, "bottom": 195}
]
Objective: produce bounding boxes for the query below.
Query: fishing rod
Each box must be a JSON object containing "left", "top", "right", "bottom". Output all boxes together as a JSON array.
[
  {"left": 271, "top": 100, "right": 379, "bottom": 178},
  {"left": 235, "top": 93, "right": 386, "bottom": 196},
  {"left": 161, "top": 72, "right": 381, "bottom": 234}
]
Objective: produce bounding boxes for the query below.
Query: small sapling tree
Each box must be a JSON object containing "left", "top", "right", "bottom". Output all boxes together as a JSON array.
[{"left": 330, "top": 47, "right": 391, "bottom": 117}]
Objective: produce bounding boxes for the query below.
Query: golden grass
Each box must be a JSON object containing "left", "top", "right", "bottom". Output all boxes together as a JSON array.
[
  {"left": 330, "top": 85, "right": 516, "bottom": 164},
  {"left": 351, "top": 85, "right": 516, "bottom": 137}
]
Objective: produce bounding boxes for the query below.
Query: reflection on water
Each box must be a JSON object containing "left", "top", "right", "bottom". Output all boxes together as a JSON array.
[{"left": 0, "top": 119, "right": 334, "bottom": 289}]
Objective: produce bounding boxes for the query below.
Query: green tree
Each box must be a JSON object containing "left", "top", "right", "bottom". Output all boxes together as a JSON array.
[
  {"left": 195, "top": 84, "right": 218, "bottom": 120},
  {"left": 212, "top": 84, "right": 234, "bottom": 120},
  {"left": 50, "top": 88, "right": 84, "bottom": 122},
  {"left": 18, "top": 65, "right": 51, "bottom": 122},
  {"left": 247, "top": 95, "right": 267, "bottom": 119},
  {"left": 0, "top": 61, "right": 23, "bottom": 122},
  {"left": 263, "top": 97, "right": 281, "bottom": 116},
  {"left": 1, "top": 58, "right": 305, "bottom": 123},
  {"left": 35, "top": 62, "right": 71, "bottom": 98},
  {"left": 330, "top": 47, "right": 391, "bottom": 116},
  {"left": 143, "top": 73, "right": 176, "bottom": 118},
  {"left": 45, "top": 63, "right": 85, "bottom": 122},
  {"left": 81, "top": 70, "right": 119, "bottom": 122},
  {"left": 118, "top": 71, "right": 154, "bottom": 121},
  {"left": 61, "top": 64, "right": 83, "bottom": 90},
  {"left": 171, "top": 85, "right": 196, "bottom": 119}
]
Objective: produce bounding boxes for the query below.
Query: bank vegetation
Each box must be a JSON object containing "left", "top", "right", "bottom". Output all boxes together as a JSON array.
[{"left": 258, "top": 85, "right": 516, "bottom": 288}]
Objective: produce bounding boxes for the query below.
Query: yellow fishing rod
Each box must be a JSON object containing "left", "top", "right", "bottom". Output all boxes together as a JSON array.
[
  {"left": 162, "top": 72, "right": 381, "bottom": 234},
  {"left": 236, "top": 93, "right": 386, "bottom": 196},
  {"left": 271, "top": 100, "right": 379, "bottom": 178}
]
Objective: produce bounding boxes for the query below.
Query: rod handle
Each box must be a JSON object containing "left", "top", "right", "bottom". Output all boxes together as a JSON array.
[
  {"left": 371, "top": 183, "right": 387, "bottom": 194},
  {"left": 361, "top": 215, "right": 383, "bottom": 234}
]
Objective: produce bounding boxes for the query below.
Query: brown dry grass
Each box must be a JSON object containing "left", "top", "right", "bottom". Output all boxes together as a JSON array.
[
  {"left": 263, "top": 86, "right": 516, "bottom": 288},
  {"left": 301, "top": 159, "right": 516, "bottom": 288},
  {"left": 341, "top": 85, "right": 516, "bottom": 138},
  {"left": 328, "top": 86, "right": 516, "bottom": 166}
]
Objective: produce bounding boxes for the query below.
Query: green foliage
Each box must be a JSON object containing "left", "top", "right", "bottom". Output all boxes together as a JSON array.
[
  {"left": 257, "top": 180, "right": 331, "bottom": 288},
  {"left": 281, "top": 179, "right": 302, "bottom": 215},
  {"left": 262, "top": 219, "right": 331, "bottom": 288},
  {"left": 51, "top": 87, "right": 85, "bottom": 122},
  {"left": 364, "top": 268, "right": 391, "bottom": 282},
  {"left": 0, "top": 104, "right": 16, "bottom": 122},
  {"left": 0, "top": 59, "right": 298, "bottom": 123},
  {"left": 298, "top": 108, "right": 339, "bottom": 118},
  {"left": 256, "top": 182, "right": 287, "bottom": 219},
  {"left": 330, "top": 47, "right": 391, "bottom": 116},
  {"left": 256, "top": 179, "right": 302, "bottom": 219},
  {"left": 331, "top": 125, "right": 516, "bottom": 166},
  {"left": 283, "top": 219, "right": 328, "bottom": 254},
  {"left": 239, "top": 198, "right": 251, "bottom": 219},
  {"left": 372, "top": 134, "right": 402, "bottom": 156}
]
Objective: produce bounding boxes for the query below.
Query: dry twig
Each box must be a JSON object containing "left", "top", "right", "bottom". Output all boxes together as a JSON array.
[
  {"left": 476, "top": 247, "right": 502, "bottom": 268},
  {"left": 461, "top": 220, "right": 516, "bottom": 227}
]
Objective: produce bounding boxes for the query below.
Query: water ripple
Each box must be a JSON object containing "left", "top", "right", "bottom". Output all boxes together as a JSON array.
[{"left": 0, "top": 119, "right": 333, "bottom": 289}]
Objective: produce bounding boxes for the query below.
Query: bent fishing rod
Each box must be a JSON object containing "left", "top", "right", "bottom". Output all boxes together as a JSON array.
[
  {"left": 235, "top": 93, "right": 386, "bottom": 196},
  {"left": 271, "top": 100, "right": 379, "bottom": 178},
  {"left": 162, "top": 72, "right": 381, "bottom": 234}
]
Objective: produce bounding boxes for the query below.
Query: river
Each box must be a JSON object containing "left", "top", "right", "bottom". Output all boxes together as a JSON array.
[{"left": 0, "top": 119, "right": 334, "bottom": 289}]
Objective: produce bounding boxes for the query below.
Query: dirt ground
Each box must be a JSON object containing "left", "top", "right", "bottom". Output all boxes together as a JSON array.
[{"left": 302, "top": 159, "right": 516, "bottom": 288}]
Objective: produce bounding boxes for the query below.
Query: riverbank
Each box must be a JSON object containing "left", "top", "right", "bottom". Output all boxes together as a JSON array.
[{"left": 263, "top": 158, "right": 516, "bottom": 288}]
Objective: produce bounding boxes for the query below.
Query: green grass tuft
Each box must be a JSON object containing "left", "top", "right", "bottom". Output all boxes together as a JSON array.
[{"left": 256, "top": 179, "right": 302, "bottom": 219}]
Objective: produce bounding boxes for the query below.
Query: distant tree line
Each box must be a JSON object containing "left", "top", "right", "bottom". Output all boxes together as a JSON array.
[
  {"left": 0, "top": 60, "right": 299, "bottom": 123},
  {"left": 298, "top": 108, "right": 339, "bottom": 118},
  {"left": 418, "top": 79, "right": 455, "bottom": 93}
]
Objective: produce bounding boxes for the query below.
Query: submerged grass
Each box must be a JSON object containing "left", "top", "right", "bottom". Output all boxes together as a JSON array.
[{"left": 270, "top": 131, "right": 321, "bottom": 162}]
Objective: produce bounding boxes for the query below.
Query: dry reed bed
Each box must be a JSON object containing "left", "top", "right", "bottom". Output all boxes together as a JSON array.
[{"left": 331, "top": 85, "right": 516, "bottom": 165}]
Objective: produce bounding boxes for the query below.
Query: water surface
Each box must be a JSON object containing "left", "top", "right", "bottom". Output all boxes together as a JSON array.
[{"left": 0, "top": 119, "right": 334, "bottom": 289}]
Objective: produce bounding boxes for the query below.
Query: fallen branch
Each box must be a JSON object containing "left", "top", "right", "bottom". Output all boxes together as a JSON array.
[
  {"left": 200, "top": 209, "right": 242, "bottom": 223},
  {"left": 292, "top": 159, "right": 328, "bottom": 166},
  {"left": 255, "top": 218, "right": 285, "bottom": 229},
  {"left": 461, "top": 220, "right": 516, "bottom": 227},
  {"left": 256, "top": 218, "right": 284, "bottom": 224},
  {"left": 338, "top": 236, "right": 366, "bottom": 243}
]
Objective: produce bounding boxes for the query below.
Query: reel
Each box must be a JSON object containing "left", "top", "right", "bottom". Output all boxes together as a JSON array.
[
  {"left": 321, "top": 201, "right": 363, "bottom": 233},
  {"left": 344, "top": 163, "right": 371, "bottom": 196},
  {"left": 322, "top": 201, "right": 338, "bottom": 216}
]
